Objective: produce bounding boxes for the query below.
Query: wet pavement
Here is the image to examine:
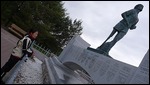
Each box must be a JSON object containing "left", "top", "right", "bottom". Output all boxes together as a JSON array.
[
  {"left": 13, "top": 57, "right": 43, "bottom": 84},
  {"left": 1, "top": 28, "right": 19, "bottom": 67}
]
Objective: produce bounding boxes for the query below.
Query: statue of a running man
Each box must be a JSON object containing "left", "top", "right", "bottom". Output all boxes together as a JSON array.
[{"left": 97, "top": 4, "right": 144, "bottom": 55}]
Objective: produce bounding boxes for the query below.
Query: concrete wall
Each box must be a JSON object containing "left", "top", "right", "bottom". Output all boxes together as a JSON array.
[
  {"left": 129, "top": 50, "right": 149, "bottom": 84},
  {"left": 59, "top": 45, "right": 137, "bottom": 84},
  {"left": 58, "top": 35, "right": 149, "bottom": 84}
]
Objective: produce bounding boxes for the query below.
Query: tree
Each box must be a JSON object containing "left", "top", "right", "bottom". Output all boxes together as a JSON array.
[{"left": 1, "top": 1, "right": 83, "bottom": 55}]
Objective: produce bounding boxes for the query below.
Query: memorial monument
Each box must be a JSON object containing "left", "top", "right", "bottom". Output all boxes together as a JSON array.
[
  {"left": 58, "top": 4, "right": 148, "bottom": 84},
  {"left": 87, "top": 4, "right": 144, "bottom": 58},
  {"left": 58, "top": 34, "right": 149, "bottom": 84}
]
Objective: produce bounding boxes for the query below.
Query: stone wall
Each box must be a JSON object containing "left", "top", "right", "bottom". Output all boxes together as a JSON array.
[{"left": 58, "top": 35, "right": 149, "bottom": 84}]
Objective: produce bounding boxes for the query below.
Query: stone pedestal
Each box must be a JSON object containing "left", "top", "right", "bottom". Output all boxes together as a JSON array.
[{"left": 87, "top": 47, "right": 112, "bottom": 58}]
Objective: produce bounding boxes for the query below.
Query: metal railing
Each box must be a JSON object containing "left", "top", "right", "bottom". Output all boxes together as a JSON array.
[{"left": 32, "top": 41, "right": 51, "bottom": 57}]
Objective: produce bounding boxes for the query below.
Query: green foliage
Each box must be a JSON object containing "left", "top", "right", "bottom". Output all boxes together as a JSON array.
[{"left": 1, "top": 1, "right": 83, "bottom": 55}]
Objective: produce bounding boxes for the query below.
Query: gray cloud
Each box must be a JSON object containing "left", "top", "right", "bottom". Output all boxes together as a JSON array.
[{"left": 63, "top": 1, "right": 149, "bottom": 67}]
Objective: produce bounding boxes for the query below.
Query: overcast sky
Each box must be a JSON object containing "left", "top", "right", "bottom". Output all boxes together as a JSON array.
[{"left": 62, "top": 1, "right": 149, "bottom": 67}]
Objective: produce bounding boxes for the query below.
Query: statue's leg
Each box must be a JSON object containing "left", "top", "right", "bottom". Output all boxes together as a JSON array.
[
  {"left": 101, "top": 32, "right": 126, "bottom": 54},
  {"left": 99, "top": 29, "right": 117, "bottom": 47},
  {"left": 112, "top": 32, "right": 126, "bottom": 44},
  {"left": 108, "top": 32, "right": 126, "bottom": 50},
  {"left": 96, "top": 29, "right": 117, "bottom": 55}
]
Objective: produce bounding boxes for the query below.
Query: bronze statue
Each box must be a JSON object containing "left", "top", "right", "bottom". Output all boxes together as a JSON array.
[{"left": 96, "top": 4, "right": 144, "bottom": 56}]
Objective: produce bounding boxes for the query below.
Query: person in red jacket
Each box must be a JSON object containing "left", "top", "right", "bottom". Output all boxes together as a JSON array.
[{"left": 1, "top": 29, "right": 39, "bottom": 80}]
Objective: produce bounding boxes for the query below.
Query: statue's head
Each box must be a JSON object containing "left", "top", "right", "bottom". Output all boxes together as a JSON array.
[{"left": 134, "top": 4, "right": 144, "bottom": 12}]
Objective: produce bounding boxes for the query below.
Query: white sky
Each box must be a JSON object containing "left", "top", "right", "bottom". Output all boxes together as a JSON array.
[{"left": 62, "top": 1, "right": 149, "bottom": 67}]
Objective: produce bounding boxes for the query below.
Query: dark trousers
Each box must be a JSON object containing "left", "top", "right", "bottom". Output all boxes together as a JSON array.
[{"left": 1, "top": 55, "right": 20, "bottom": 79}]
